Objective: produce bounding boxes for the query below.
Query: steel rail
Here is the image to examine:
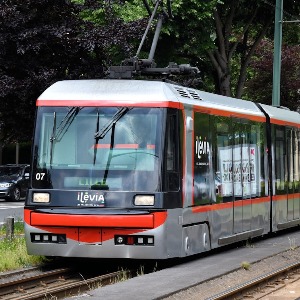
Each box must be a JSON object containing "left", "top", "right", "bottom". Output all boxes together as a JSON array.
[
  {"left": 16, "top": 270, "right": 131, "bottom": 300},
  {"left": 0, "top": 266, "right": 40, "bottom": 281},
  {"left": 206, "top": 260, "right": 300, "bottom": 300},
  {"left": 0, "top": 267, "right": 131, "bottom": 300},
  {"left": 0, "top": 267, "right": 72, "bottom": 299}
]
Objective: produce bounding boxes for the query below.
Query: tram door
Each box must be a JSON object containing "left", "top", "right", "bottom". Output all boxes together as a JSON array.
[
  {"left": 274, "top": 126, "right": 288, "bottom": 224},
  {"left": 217, "top": 116, "right": 264, "bottom": 239},
  {"left": 296, "top": 130, "right": 300, "bottom": 219},
  {"left": 274, "top": 127, "right": 299, "bottom": 224},
  {"left": 287, "top": 129, "right": 300, "bottom": 220},
  {"left": 233, "top": 121, "right": 252, "bottom": 234},
  {"left": 215, "top": 116, "right": 235, "bottom": 239}
]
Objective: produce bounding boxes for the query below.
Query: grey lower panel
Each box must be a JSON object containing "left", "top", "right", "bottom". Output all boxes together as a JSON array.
[
  {"left": 277, "top": 218, "right": 300, "bottom": 230},
  {"left": 218, "top": 228, "right": 264, "bottom": 246},
  {"left": 25, "top": 224, "right": 168, "bottom": 259}
]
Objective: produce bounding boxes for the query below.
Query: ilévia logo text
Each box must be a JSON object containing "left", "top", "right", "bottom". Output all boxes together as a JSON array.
[{"left": 77, "top": 192, "right": 105, "bottom": 207}]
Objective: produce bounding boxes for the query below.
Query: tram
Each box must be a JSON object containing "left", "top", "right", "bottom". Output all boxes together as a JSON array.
[{"left": 24, "top": 79, "right": 300, "bottom": 259}]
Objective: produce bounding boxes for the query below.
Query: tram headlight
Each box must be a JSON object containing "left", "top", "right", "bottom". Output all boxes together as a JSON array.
[
  {"left": 33, "top": 192, "right": 50, "bottom": 203},
  {"left": 134, "top": 195, "right": 154, "bottom": 206}
]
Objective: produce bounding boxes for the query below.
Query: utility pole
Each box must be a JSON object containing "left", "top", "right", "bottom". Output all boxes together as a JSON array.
[{"left": 272, "top": 0, "right": 283, "bottom": 107}]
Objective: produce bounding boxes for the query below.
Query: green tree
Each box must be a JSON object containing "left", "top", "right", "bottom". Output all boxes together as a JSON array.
[
  {"left": 0, "top": 0, "right": 144, "bottom": 143},
  {"left": 116, "top": 0, "right": 300, "bottom": 100},
  {"left": 169, "top": 0, "right": 278, "bottom": 97},
  {"left": 246, "top": 40, "right": 300, "bottom": 110},
  {"left": 0, "top": 0, "right": 95, "bottom": 143}
]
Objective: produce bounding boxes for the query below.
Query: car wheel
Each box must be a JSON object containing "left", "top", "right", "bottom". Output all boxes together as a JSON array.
[{"left": 11, "top": 186, "right": 21, "bottom": 201}]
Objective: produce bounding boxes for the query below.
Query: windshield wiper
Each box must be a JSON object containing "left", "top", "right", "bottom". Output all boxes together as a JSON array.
[
  {"left": 50, "top": 107, "right": 81, "bottom": 142},
  {"left": 92, "top": 107, "right": 132, "bottom": 188},
  {"left": 94, "top": 107, "right": 131, "bottom": 139},
  {"left": 49, "top": 111, "right": 57, "bottom": 165},
  {"left": 93, "top": 110, "right": 100, "bottom": 165},
  {"left": 49, "top": 107, "right": 81, "bottom": 166}
]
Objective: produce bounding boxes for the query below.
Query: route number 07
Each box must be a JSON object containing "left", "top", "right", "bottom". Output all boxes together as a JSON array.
[{"left": 36, "top": 173, "right": 45, "bottom": 180}]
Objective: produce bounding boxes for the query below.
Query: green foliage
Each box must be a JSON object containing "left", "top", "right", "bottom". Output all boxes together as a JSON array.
[
  {"left": 114, "top": 0, "right": 148, "bottom": 22},
  {"left": 246, "top": 40, "right": 300, "bottom": 110},
  {"left": 1, "top": 0, "right": 299, "bottom": 145},
  {"left": 283, "top": 23, "right": 300, "bottom": 45},
  {"left": 80, "top": 8, "right": 107, "bottom": 24},
  {"left": 0, "top": 237, "right": 44, "bottom": 272},
  {"left": 0, "top": 222, "right": 45, "bottom": 271},
  {"left": 113, "top": 0, "right": 219, "bottom": 60},
  {"left": 0, "top": 0, "right": 94, "bottom": 143},
  {"left": 0, "top": 220, "right": 25, "bottom": 236},
  {"left": 0, "top": 0, "right": 145, "bottom": 143}
]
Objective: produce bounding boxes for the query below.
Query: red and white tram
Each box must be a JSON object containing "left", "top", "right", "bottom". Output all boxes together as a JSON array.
[{"left": 24, "top": 79, "right": 300, "bottom": 259}]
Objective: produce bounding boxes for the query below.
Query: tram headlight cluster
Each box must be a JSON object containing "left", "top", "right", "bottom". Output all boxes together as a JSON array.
[
  {"left": 33, "top": 192, "right": 50, "bottom": 203},
  {"left": 134, "top": 195, "right": 154, "bottom": 206},
  {"left": 115, "top": 235, "right": 154, "bottom": 246},
  {"left": 30, "top": 233, "right": 66, "bottom": 243}
]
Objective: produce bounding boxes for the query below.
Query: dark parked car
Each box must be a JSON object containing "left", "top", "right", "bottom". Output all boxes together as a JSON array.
[{"left": 0, "top": 164, "right": 30, "bottom": 201}]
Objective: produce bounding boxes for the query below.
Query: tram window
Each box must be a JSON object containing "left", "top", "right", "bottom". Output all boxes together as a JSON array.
[
  {"left": 232, "top": 121, "right": 244, "bottom": 200},
  {"left": 166, "top": 115, "right": 176, "bottom": 171},
  {"left": 194, "top": 112, "right": 213, "bottom": 205},
  {"left": 165, "top": 111, "right": 180, "bottom": 191},
  {"left": 213, "top": 116, "right": 233, "bottom": 203},
  {"left": 241, "top": 123, "right": 252, "bottom": 200},
  {"left": 287, "top": 130, "right": 294, "bottom": 193},
  {"left": 252, "top": 123, "right": 268, "bottom": 197},
  {"left": 290, "top": 129, "right": 300, "bottom": 194},
  {"left": 34, "top": 107, "right": 164, "bottom": 191},
  {"left": 213, "top": 116, "right": 265, "bottom": 202},
  {"left": 296, "top": 130, "right": 300, "bottom": 193},
  {"left": 274, "top": 126, "right": 287, "bottom": 194}
]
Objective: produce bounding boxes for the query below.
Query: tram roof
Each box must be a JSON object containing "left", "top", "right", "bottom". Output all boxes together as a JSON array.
[
  {"left": 38, "top": 79, "right": 181, "bottom": 106},
  {"left": 37, "top": 79, "right": 299, "bottom": 127},
  {"left": 260, "top": 104, "right": 300, "bottom": 128},
  {"left": 38, "top": 79, "right": 260, "bottom": 110}
]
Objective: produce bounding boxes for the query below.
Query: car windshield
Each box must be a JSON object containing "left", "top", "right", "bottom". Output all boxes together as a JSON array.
[
  {"left": 32, "top": 106, "right": 165, "bottom": 192},
  {"left": 0, "top": 166, "right": 22, "bottom": 176}
]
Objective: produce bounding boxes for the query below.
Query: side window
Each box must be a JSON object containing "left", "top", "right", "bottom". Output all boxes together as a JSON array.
[
  {"left": 233, "top": 121, "right": 264, "bottom": 200},
  {"left": 287, "top": 129, "right": 294, "bottom": 194},
  {"left": 164, "top": 110, "right": 180, "bottom": 191},
  {"left": 213, "top": 116, "right": 266, "bottom": 203},
  {"left": 194, "top": 112, "right": 213, "bottom": 205},
  {"left": 232, "top": 120, "right": 243, "bottom": 200},
  {"left": 251, "top": 123, "right": 268, "bottom": 197},
  {"left": 274, "top": 126, "right": 287, "bottom": 195},
  {"left": 214, "top": 116, "right": 233, "bottom": 203},
  {"left": 296, "top": 130, "right": 300, "bottom": 193},
  {"left": 166, "top": 114, "right": 176, "bottom": 171}
]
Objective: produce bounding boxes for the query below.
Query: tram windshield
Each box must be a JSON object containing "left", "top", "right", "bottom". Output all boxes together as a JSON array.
[{"left": 32, "top": 107, "right": 165, "bottom": 192}]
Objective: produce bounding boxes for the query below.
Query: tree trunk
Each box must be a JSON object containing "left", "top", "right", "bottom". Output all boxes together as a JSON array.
[{"left": 207, "top": 1, "right": 273, "bottom": 99}]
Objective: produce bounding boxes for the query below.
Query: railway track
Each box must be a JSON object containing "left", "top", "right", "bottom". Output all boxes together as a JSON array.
[
  {"left": 207, "top": 261, "right": 300, "bottom": 299},
  {"left": 1, "top": 245, "right": 300, "bottom": 300},
  {"left": 0, "top": 265, "right": 132, "bottom": 299}
]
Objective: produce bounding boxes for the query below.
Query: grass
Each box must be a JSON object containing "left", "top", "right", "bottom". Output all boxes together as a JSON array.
[
  {"left": 0, "top": 222, "right": 45, "bottom": 272},
  {"left": 241, "top": 261, "right": 251, "bottom": 270}
]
